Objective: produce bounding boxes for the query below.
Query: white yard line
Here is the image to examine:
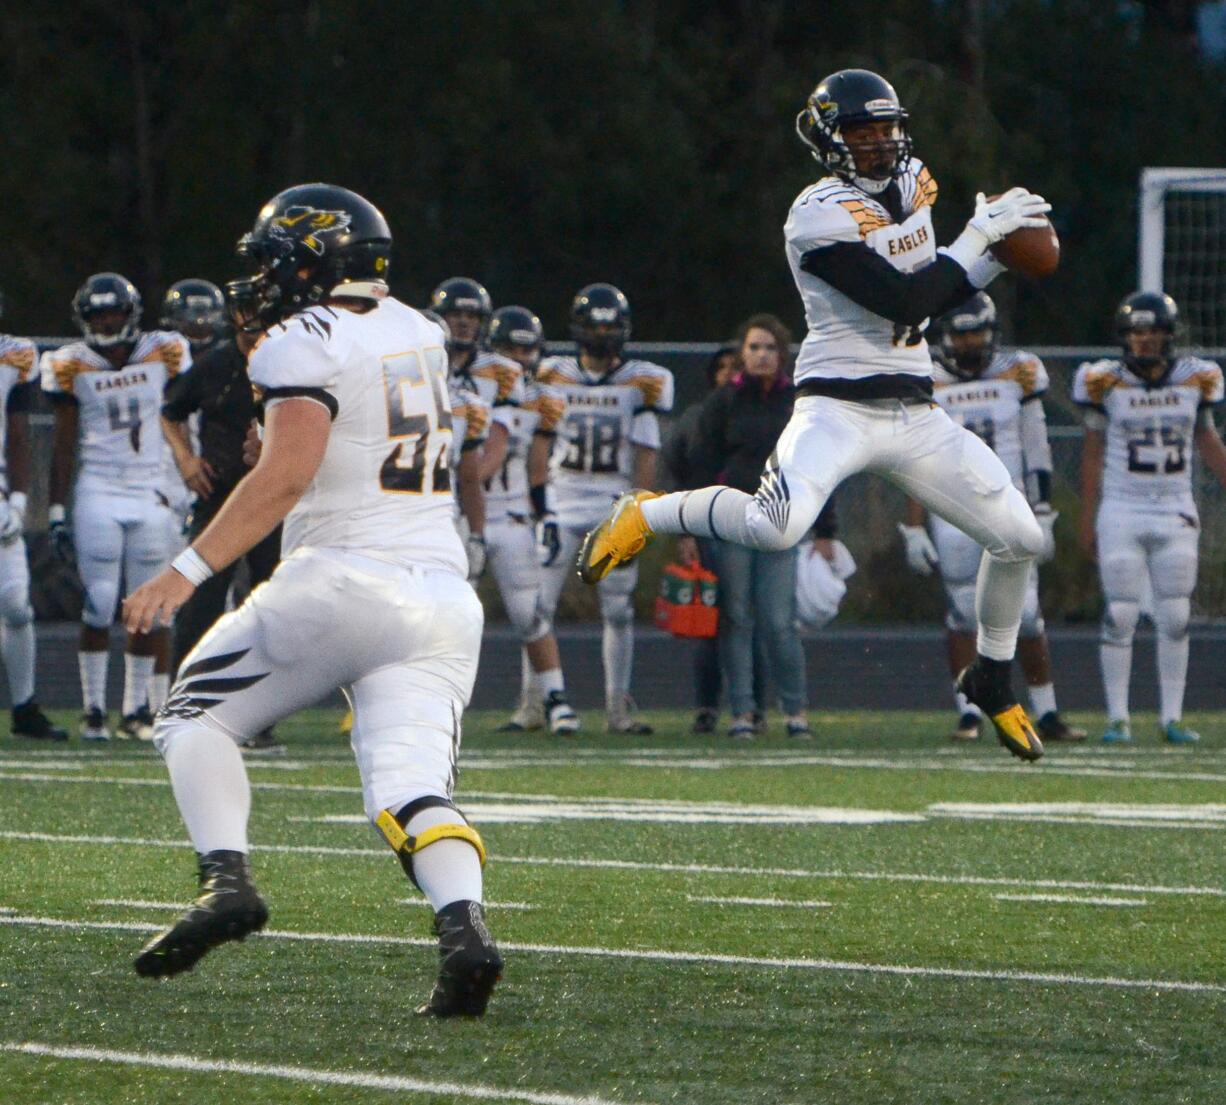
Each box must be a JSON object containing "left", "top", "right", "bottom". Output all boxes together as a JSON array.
[
  {"left": 0, "top": 1042, "right": 626, "bottom": 1105},
  {"left": 994, "top": 894, "right": 1149, "bottom": 907},
  {"left": 91, "top": 896, "right": 536, "bottom": 912},
  {"left": 687, "top": 895, "right": 832, "bottom": 909},
  {"left": 931, "top": 812, "right": 1223, "bottom": 831},
  {"left": 5, "top": 828, "right": 1226, "bottom": 899},
  {"left": 0, "top": 913, "right": 1219, "bottom": 993}
]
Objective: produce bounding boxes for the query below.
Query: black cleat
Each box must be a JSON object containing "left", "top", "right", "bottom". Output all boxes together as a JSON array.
[
  {"left": 691, "top": 709, "right": 717, "bottom": 735},
  {"left": 134, "top": 850, "right": 268, "bottom": 978},
  {"left": 956, "top": 658, "right": 1044, "bottom": 763},
  {"left": 1037, "top": 711, "right": 1086, "bottom": 743},
  {"left": 11, "top": 700, "right": 68, "bottom": 741},
  {"left": 416, "top": 900, "right": 503, "bottom": 1017}
]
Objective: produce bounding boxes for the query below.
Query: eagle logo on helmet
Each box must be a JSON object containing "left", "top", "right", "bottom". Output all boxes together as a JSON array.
[{"left": 270, "top": 207, "right": 353, "bottom": 255}]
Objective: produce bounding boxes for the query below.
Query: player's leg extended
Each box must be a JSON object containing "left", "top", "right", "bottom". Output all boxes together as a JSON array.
[
  {"left": 887, "top": 411, "right": 1045, "bottom": 761},
  {"left": 579, "top": 396, "right": 868, "bottom": 582},
  {"left": 349, "top": 570, "right": 500, "bottom": 1016},
  {"left": 134, "top": 553, "right": 374, "bottom": 978},
  {"left": 1149, "top": 516, "right": 1200, "bottom": 743},
  {"left": 931, "top": 516, "right": 983, "bottom": 741},
  {"left": 73, "top": 493, "right": 125, "bottom": 740},
  {"left": 1096, "top": 505, "right": 1144, "bottom": 743},
  {"left": 599, "top": 560, "right": 650, "bottom": 733}
]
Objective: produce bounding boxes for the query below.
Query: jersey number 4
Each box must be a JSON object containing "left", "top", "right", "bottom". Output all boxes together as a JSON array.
[
  {"left": 107, "top": 396, "right": 141, "bottom": 453},
  {"left": 380, "top": 348, "right": 453, "bottom": 494}
]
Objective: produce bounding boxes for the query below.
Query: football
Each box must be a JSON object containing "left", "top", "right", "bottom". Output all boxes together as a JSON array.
[{"left": 987, "top": 192, "right": 1060, "bottom": 278}]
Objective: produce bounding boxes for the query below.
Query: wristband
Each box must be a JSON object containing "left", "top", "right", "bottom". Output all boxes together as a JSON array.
[
  {"left": 48, "top": 504, "right": 65, "bottom": 525},
  {"left": 172, "top": 547, "right": 214, "bottom": 586}
]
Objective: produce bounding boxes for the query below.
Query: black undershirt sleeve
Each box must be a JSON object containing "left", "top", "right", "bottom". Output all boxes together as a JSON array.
[{"left": 799, "top": 241, "right": 976, "bottom": 328}]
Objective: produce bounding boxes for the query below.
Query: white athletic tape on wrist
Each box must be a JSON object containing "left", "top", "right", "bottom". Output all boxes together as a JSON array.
[{"left": 172, "top": 548, "right": 214, "bottom": 586}]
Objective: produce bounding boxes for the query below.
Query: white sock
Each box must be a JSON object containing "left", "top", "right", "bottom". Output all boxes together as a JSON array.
[
  {"left": 79, "top": 649, "right": 108, "bottom": 712},
  {"left": 975, "top": 555, "right": 1031, "bottom": 661},
  {"left": 641, "top": 487, "right": 755, "bottom": 542},
  {"left": 405, "top": 805, "right": 483, "bottom": 911},
  {"left": 163, "top": 727, "right": 251, "bottom": 854},
  {"left": 2, "top": 621, "right": 35, "bottom": 704},
  {"left": 123, "top": 653, "right": 155, "bottom": 715},
  {"left": 602, "top": 619, "right": 634, "bottom": 706},
  {"left": 1157, "top": 633, "right": 1189, "bottom": 726},
  {"left": 149, "top": 673, "right": 170, "bottom": 712},
  {"left": 1100, "top": 642, "right": 1132, "bottom": 723},
  {"left": 953, "top": 688, "right": 982, "bottom": 718},
  {"left": 536, "top": 667, "right": 564, "bottom": 696},
  {"left": 1028, "top": 682, "right": 1057, "bottom": 719}
]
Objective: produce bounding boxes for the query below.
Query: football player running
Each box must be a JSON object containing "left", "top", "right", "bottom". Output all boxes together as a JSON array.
[
  {"left": 1075, "top": 292, "right": 1226, "bottom": 744},
  {"left": 578, "top": 68, "right": 1051, "bottom": 760},
  {"left": 0, "top": 311, "right": 66, "bottom": 740},
  {"left": 42, "top": 274, "right": 191, "bottom": 741},
  {"left": 900, "top": 293, "right": 1084, "bottom": 744},
  {"left": 541, "top": 284, "right": 674, "bottom": 734},
  {"left": 483, "top": 306, "right": 579, "bottom": 734},
  {"left": 123, "top": 184, "right": 503, "bottom": 1017}
]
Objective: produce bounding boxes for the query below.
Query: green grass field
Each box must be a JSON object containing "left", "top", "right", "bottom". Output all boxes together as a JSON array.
[{"left": 3, "top": 708, "right": 1225, "bottom": 1104}]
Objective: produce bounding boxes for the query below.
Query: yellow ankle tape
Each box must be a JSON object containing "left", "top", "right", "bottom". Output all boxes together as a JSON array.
[{"left": 375, "top": 810, "right": 487, "bottom": 867}]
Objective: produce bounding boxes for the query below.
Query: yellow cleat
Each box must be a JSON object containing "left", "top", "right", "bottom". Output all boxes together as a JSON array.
[
  {"left": 986, "top": 704, "right": 1044, "bottom": 762},
  {"left": 339, "top": 709, "right": 353, "bottom": 735},
  {"left": 576, "top": 490, "right": 660, "bottom": 584}
]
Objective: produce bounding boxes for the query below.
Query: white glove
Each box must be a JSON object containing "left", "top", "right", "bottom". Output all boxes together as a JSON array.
[
  {"left": 0, "top": 492, "right": 27, "bottom": 545},
  {"left": 1033, "top": 505, "right": 1058, "bottom": 564},
  {"left": 465, "top": 534, "right": 487, "bottom": 581},
  {"left": 967, "top": 187, "right": 1051, "bottom": 246},
  {"left": 898, "top": 523, "right": 938, "bottom": 576}
]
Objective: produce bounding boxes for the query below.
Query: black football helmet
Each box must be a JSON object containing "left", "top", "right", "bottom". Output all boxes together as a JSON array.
[
  {"left": 796, "top": 68, "right": 912, "bottom": 183},
  {"left": 1116, "top": 291, "right": 1177, "bottom": 380},
  {"left": 429, "top": 277, "right": 492, "bottom": 352},
  {"left": 226, "top": 183, "right": 392, "bottom": 332},
  {"left": 571, "top": 283, "right": 631, "bottom": 357},
  {"left": 72, "top": 272, "right": 143, "bottom": 349},
  {"left": 488, "top": 305, "right": 544, "bottom": 371},
  {"left": 161, "top": 278, "right": 227, "bottom": 351},
  {"left": 936, "top": 292, "right": 998, "bottom": 379}
]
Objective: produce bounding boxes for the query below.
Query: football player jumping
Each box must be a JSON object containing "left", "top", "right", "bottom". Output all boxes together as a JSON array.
[
  {"left": 900, "top": 293, "right": 1084, "bottom": 744},
  {"left": 42, "top": 274, "right": 191, "bottom": 741},
  {"left": 578, "top": 68, "right": 1051, "bottom": 760},
  {"left": 123, "top": 184, "right": 502, "bottom": 1017},
  {"left": 541, "top": 284, "right": 674, "bottom": 734},
  {"left": 0, "top": 316, "right": 66, "bottom": 740},
  {"left": 1075, "top": 292, "right": 1226, "bottom": 744},
  {"left": 483, "top": 305, "right": 579, "bottom": 735}
]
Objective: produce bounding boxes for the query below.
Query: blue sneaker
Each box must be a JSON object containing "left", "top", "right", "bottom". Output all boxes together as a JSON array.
[
  {"left": 1162, "top": 720, "right": 1200, "bottom": 745},
  {"left": 1101, "top": 719, "right": 1132, "bottom": 744}
]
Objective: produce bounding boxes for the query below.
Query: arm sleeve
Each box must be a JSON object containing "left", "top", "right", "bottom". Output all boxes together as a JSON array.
[
  {"left": 629, "top": 410, "right": 660, "bottom": 450},
  {"left": 6, "top": 381, "right": 34, "bottom": 414},
  {"left": 1019, "top": 401, "right": 1053, "bottom": 502},
  {"left": 799, "top": 241, "right": 976, "bottom": 327}
]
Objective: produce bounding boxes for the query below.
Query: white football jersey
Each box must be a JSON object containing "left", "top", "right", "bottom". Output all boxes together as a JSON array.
[
  {"left": 247, "top": 300, "right": 466, "bottom": 576},
  {"left": 484, "top": 378, "right": 565, "bottom": 519},
  {"left": 786, "top": 160, "right": 939, "bottom": 383},
  {"left": 1073, "top": 356, "right": 1224, "bottom": 506},
  {"left": 41, "top": 331, "right": 191, "bottom": 490},
  {"left": 538, "top": 355, "right": 674, "bottom": 525},
  {"left": 455, "top": 349, "right": 524, "bottom": 413},
  {"left": 0, "top": 335, "right": 36, "bottom": 494},
  {"left": 932, "top": 349, "right": 1049, "bottom": 485}
]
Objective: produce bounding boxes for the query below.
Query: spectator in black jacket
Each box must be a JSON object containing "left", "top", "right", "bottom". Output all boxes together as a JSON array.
[
  {"left": 664, "top": 345, "right": 769, "bottom": 733},
  {"left": 685, "top": 313, "right": 836, "bottom": 740}
]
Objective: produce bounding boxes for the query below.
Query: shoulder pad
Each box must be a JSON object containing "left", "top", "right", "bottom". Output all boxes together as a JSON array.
[
  {"left": 1072, "top": 360, "right": 1123, "bottom": 406},
  {"left": 1173, "top": 356, "right": 1224, "bottom": 405},
  {"left": 40, "top": 342, "right": 101, "bottom": 393},
  {"left": 523, "top": 381, "right": 566, "bottom": 432},
  {"left": 0, "top": 336, "right": 36, "bottom": 382},
  {"left": 136, "top": 330, "right": 191, "bottom": 377},
  {"left": 785, "top": 180, "right": 872, "bottom": 249},
  {"left": 471, "top": 351, "right": 524, "bottom": 405},
  {"left": 537, "top": 356, "right": 580, "bottom": 387},
  {"left": 248, "top": 314, "right": 341, "bottom": 391},
  {"left": 994, "top": 351, "right": 1048, "bottom": 397},
  {"left": 449, "top": 385, "right": 490, "bottom": 443},
  {"left": 898, "top": 160, "right": 938, "bottom": 216},
  {"left": 612, "top": 360, "right": 674, "bottom": 412}
]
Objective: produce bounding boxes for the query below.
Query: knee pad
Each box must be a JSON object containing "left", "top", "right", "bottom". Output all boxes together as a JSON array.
[
  {"left": 376, "top": 796, "right": 486, "bottom": 888},
  {"left": 504, "top": 589, "right": 550, "bottom": 644},
  {"left": 1150, "top": 551, "right": 1198, "bottom": 601},
  {"left": 943, "top": 581, "right": 977, "bottom": 635},
  {"left": 152, "top": 708, "right": 242, "bottom": 756},
  {"left": 1101, "top": 600, "right": 1140, "bottom": 646},
  {"left": 0, "top": 580, "right": 32, "bottom": 627},
  {"left": 995, "top": 497, "right": 1045, "bottom": 563},
  {"left": 82, "top": 578, "right": 120, "bottom": 629},
  {"left": 1154, "top": 597, "right": 1190, "bottom": 641}
]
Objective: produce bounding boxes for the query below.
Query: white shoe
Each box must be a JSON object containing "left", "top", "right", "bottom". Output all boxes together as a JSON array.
[
  {"left": 80, "top": 708, "right": 112, "bottom": 742},
  {"left": 545, "top": 691, "right": 580, "bottom": 736},
  {"left": 606, "top": 693, "right": 653, "bottom": 735},
  {"left": 497, "top": 700, "right": 545, "bottom": 732}
]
